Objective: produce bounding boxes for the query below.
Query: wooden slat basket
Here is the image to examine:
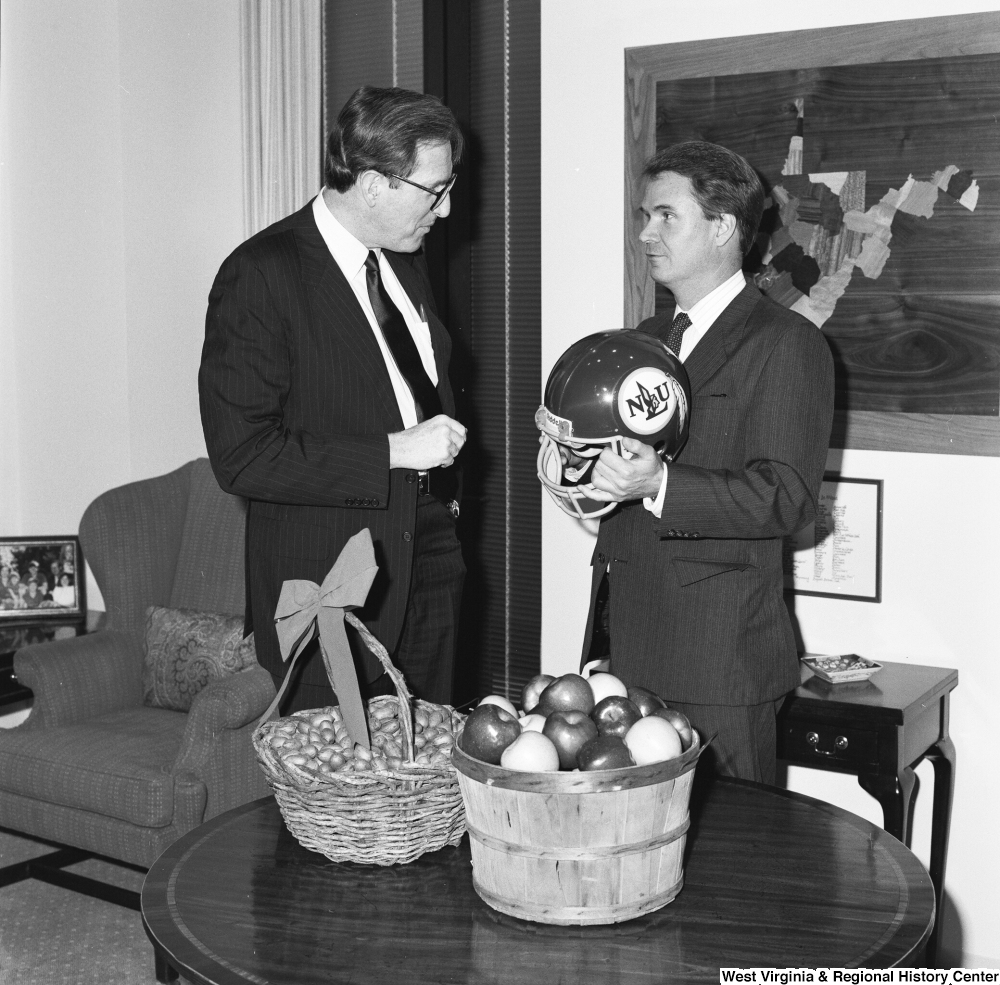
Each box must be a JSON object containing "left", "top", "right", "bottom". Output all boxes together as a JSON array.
[
  {"left": 253, "top": 612, "right": 466, "bottom": 866},
  {"left": 451, "top": 731, "right": 705, "bottom": 925}
]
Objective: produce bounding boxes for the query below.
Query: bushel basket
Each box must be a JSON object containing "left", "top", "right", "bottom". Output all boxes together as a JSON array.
[
  {"left": 253, "top": 611, "right": 466, "bottom": 865},
  {"left": 452, "top": 729, "right": 706, "bottom": 925}
]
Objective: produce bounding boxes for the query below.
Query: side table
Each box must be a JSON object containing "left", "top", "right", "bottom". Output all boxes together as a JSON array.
[
  {"left": 0, "top": 611, "right": 104, "bottom": 710},
  {"left": 777, "top": 658, "right": 956, "bottom": 966}
]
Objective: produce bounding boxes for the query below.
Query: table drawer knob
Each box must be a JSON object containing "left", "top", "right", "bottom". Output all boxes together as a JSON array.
[{"left": 835, "top": 735, "right": 849, "bottom": 751}]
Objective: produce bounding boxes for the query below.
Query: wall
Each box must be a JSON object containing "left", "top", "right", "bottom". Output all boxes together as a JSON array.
[
  {"left": 0, "top": 0, "right": 244, "bottom": 617},
  {"left": 541, "top": 0, "right": 1000, "bottom": 965}
]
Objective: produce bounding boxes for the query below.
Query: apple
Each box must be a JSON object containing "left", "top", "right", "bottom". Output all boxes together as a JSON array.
[
  {"left": 460, "top": 703, "right": 522, "bottom": 764},
  {"left": 519, "top": 713, "right": 547, "bottom": 732},
  {"left": 627, "top": 685, "right": 666, "bottom": 717},
  {"left": 520, "top": 673, "right": 555, "bottom": 713},
  {"left": 500, "top": 731, "right": 560, "bottom": 771},
  {"left": 479, "top": 694, "right": 518, "bottom": 718},
  {"left": 652, "top": 706, "right": 694, "bottom": 751},
  {"left": 588, "top": 672, "right": 628, "bottom": 704},
  {"left": 624, "top": 715, "right": 682, "bottom": 765},
  {"left": 535, "top": 674, "right": 596, "bottom": 716},
  {"left": 577, "top": 734, "right": 635, "bottom": 770},
  {"left": 542, "top": 710, "right": 599, "bottom": 770},
  {"left": 591, "top": 695, "right": 643, "bottom": 738}
]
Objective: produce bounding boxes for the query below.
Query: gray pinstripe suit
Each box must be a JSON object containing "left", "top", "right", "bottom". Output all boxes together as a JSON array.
[
  {"left": 199, "top": 201, "right": 458, "bottom": 696},
  {"left": 583, "top": 283, "right": 834, "bottom": 770}
]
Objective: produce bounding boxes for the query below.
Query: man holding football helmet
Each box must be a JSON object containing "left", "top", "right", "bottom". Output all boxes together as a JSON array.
[{"left": 543, "top": 141, "right": 835, "bottom": 784}]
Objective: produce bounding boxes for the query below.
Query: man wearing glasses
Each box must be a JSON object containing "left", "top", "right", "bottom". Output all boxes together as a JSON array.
[{"left": 200, "top": 87, "right": 466, "bottom": 713}]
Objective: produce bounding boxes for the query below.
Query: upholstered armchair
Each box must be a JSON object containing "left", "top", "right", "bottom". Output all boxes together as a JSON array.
[{"left": 0, "top": 458, "right": 275, "bottom": 869}]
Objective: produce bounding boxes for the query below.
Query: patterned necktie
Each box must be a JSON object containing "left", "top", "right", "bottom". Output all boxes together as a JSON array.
[
  {"left": 665, "top": 311, "right": 691, "bottom": 358},
  {"left": 364, "top": 251, "right": 441, "bottom": 422}
]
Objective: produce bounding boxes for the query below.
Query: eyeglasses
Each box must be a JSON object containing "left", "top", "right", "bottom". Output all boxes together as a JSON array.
[{"left": 384, "top": 171, "right": 457, "bottom": 211}]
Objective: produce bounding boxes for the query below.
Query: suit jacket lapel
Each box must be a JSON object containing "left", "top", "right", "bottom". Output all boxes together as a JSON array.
[
  {"left": 291, "top": 205, "right": 404, "bottom": 422},
  {"left": 683, "top": 282, "right": 762, "bottom": 393}
]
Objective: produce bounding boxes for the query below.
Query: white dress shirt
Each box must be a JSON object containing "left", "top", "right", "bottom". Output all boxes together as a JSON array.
[
  {"left": 643, "top": 270, "right": 746, "bottom": 517},
  {"left": 312, "top": 192, "right": 438, "bottom": 430}
]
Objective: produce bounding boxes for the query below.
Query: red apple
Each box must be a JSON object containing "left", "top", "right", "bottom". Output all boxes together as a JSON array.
[
  {"left": 627, "top": 685, "right": 666, "bottom": 717},
  {"left": 536, "top": 673, "right": 596, "bottom": 716},
  {"left": 500, "top": 731, "right": 560, "bottom": 771},
  {"left": 577, "top": 734, "right": 635, "bottom": 770},
  {"left": 520, "top": 673, "right": 555, "bottom": 714},
  {"left": 542, "top": 710, "right": 599, "bottom": 770},
  {"left": 652, "top": 706, "right": 694, "bottom": 751},
  {"left": 460, "top": 703, "right": 522, "bottom": 764},
  {"left": 624, "top": 715, "right": 682, "bottom": 765},
  {"left": 591, "top": 695, "right": 643, "bottom": 738}
]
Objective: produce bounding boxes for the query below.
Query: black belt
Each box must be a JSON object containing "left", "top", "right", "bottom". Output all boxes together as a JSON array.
[{"left": 416, "top": 468, "right": 459, "bottom": 515}]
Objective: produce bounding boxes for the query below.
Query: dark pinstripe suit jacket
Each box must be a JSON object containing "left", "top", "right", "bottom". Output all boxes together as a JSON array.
[
  {"left": 199, "top": 201, "right": 456, "bottom": 687},
  {"left": 583, "top": 283, "right": 835, "bottom": 706}
]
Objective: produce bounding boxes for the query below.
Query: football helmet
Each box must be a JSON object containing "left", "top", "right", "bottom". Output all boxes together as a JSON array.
[{"left": 536, "top": 329, "right": 691, "bottom": 520}]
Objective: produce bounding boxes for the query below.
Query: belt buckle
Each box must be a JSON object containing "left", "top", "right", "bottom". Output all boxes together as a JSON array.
[{"left": 417, "top": 471, "right": 430, "bottom": 496}]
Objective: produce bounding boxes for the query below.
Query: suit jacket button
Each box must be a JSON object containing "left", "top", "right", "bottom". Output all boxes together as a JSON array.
[
  {"left": 403, "top": 531, "right": 412, "bottom": 542},
  {"left": 405, "top": 472, "right": 417, "bottom": 483},
  {"left": 597, "top": 552, "right": 606, "bottom": 565},
  {"left": 346, "top": 497, "right": 355, "bottom": 506},
  {"left": 372, "top": 498, "right": 379, "bottom": 506}
]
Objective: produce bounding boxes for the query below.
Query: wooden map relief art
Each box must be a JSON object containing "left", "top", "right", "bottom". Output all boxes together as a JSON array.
[{"left": 625, "top": 14, "right": 1000, "bottom": 455}]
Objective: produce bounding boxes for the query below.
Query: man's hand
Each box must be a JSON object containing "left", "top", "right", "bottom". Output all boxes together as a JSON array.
[
  {"left": 586, "top": 437, "right": 664, "bottom": 502},
  {"left": 388, "top": 415, "right": 467, "bottom": 470}
]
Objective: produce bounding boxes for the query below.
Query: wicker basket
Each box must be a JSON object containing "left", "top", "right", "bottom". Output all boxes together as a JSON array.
[{"left": 252, "top": 611, "right": 466, "bottom": 865}]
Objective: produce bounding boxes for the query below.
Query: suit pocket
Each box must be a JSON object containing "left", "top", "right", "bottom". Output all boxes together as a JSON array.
[{"left": 671, "top": 557, "right": 754, "bottom": 587}]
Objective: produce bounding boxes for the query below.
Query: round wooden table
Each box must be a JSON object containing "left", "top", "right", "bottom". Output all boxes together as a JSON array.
[{"left": 142, "top": 777, "right": 934, "bottom": 984}]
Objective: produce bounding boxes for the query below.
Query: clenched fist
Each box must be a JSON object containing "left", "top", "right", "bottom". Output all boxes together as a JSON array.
[{"left": 388, "top": 415, "right": 467, "bottom": 470}]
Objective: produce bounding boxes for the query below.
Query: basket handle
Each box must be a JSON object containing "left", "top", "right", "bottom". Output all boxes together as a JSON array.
[{"left": 344, "top": 611, "right": 415, "bottom": 763}]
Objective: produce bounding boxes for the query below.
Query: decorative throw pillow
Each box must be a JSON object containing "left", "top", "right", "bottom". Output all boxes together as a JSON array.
[{"left": 142, "top": 606, "right": 257, "bottom": 711}]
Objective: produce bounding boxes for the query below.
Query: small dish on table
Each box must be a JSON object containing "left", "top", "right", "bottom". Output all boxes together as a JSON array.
[{"left": 801, "top": 653, "right": 882, "bottom": 684}]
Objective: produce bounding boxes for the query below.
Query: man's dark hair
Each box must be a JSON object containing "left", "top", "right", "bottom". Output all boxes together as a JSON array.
[
  {"left": 324, "top": 86, "right": 464, "bottom": 193},
  {"left": 643, "top": 141, "right": 764, "bottom": 256}
]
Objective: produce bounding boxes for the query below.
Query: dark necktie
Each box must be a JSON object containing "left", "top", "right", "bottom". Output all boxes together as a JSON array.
[
  {"left": 364, "top": 251, "right": 441, "bottom": 422},
  {"left": 665, "top": 311, "right": 691, "bottom": 358}
]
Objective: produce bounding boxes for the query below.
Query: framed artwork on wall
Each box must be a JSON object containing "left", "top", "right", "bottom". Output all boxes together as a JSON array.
[
  {"left": 625, "top": 11, "right": 1000, "bottom": 456},
  {"left": 0, "top": 536, "right": 86, "bottom": 624}
]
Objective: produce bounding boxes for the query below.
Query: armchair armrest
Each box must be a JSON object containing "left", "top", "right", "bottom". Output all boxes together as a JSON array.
[
  {"left": 14, "top": 630, "right": 143, "bottom": 728},
  {"left": 172, "top": 665, "right": 276, "bottom": 776}
]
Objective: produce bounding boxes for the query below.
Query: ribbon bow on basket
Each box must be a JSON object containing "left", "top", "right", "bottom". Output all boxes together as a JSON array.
[{"left": 257, "top": 527, "right": 413, "bottom": 756}]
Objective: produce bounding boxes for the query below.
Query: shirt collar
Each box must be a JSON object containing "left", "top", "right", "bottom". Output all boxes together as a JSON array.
[
  {"left": 676, "top": 269, "right": 746, "bottom": 327},
  {"left": 311, "top": 190, "right": 373, "bottom": 279}
]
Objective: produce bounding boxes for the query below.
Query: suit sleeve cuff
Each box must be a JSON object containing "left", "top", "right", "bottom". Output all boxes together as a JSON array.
[{"left": 642, "top": 462, "right": 669, "bottom": 518}]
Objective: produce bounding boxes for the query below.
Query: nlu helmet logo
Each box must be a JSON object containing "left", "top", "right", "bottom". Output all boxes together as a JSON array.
[{"left": 617, "top": 367, "right": 680, "bottom": 436}]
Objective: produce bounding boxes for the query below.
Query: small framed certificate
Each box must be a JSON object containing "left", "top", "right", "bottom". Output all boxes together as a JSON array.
[{"left": 783, "top": 474, "right": 883, "bottom": 603}]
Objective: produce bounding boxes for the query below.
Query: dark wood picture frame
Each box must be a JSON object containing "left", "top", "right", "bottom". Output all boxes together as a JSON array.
[
  {"left": 0, "top": 536, "right": 86, "bottom": 624},
  {"left": 625, "top": 11, "right": 1000, "bottom": 457},
  {"left": 783, "top": 474, "right": 883, "bottom": 603}
]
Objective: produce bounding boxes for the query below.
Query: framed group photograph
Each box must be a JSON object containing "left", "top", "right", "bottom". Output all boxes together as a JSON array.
[
  {"left": 0, "top": 536, "right": 86, "bottom": 624},
  {"left": 783, "top": 475, "right": 883, "bottom": 603}
]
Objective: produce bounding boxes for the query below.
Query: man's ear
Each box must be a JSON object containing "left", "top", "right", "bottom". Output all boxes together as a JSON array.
[
  {"left": 358, "top": 170, "right": 382, "bottom": 208},
  {"left": 716, "top": 212, "right": 739, "bottom": 249}
]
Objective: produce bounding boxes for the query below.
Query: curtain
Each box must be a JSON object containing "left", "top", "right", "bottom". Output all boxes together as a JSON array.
[{"left": 240, "top": 0, "right": 323, "bottom": 237}]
